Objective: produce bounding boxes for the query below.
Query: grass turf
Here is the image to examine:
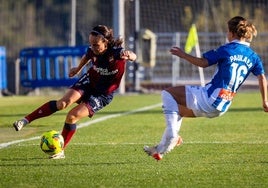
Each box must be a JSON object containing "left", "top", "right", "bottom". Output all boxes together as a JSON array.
[{"left": 0, "top": 92, "right": 267, "bottom": 187}]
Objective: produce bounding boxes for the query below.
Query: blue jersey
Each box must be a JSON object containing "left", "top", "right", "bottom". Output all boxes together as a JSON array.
[{"left": 203, "top": 41, "right": 264, "bottom": 112}]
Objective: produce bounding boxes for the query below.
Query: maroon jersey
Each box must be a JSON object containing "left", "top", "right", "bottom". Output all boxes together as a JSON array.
[{"left": 85, "top": 47, "right": 126, "bottom": 95}]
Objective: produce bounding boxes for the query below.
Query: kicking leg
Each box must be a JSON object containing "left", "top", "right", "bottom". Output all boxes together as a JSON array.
[
  {"left": 13, "top": 89, "right": 81, "bottom": 131},
  {"left": 157, "top": 90, "right": 182, "bottom": 154},
  {"left": 144, "top": 86, "right": 195, "bottom": 160},
  {"left": 144, "top": 90, "right": 182, "bottom": 160}
]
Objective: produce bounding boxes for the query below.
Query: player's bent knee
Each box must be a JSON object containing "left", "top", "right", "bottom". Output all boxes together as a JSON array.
[
  {"left": 57, "top": 99, "right": 72, "bottom": 110},
  {"left": 65, "top": 113, "right": 79, "bottom": 124},
  {"left": 161, "top": 90, "right": 179, "bottom": 114}
]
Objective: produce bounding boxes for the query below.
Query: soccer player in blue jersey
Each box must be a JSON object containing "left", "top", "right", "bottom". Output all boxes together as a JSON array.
[
  {"left": 144, "top": 16, "right": 268, "bottom": 160},
  {"left": 13, "top": 25, "right": 136, "bottom": 159}
]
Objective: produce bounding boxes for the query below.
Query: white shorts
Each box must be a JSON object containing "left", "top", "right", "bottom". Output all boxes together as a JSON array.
[{"left": 185, "top": 85, "right": 226, "bottom": 118}]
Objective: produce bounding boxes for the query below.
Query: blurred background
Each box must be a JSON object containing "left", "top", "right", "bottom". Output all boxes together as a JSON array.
[{"left": 0, "top": 0, "right": 268, "bottom": 95}]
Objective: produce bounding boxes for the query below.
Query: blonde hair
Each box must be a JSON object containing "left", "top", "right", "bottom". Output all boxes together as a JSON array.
[{"left": 228, "top": 16, "right": 257, "bottom": 42}]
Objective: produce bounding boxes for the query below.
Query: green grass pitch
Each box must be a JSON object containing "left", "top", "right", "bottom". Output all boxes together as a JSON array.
[{"left": 0, "top": 92, "right": 267, "bottom": 187}]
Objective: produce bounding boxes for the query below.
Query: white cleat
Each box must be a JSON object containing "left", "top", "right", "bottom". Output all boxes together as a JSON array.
[
  {"left": 49, "top": 151, "right": 65, "bottom": 159},
  {"left": 13, "top": 118, "right": 28, "bottom": 131},
  {"left": 143, "top": 146, "right": 163, "bottom": 161}
]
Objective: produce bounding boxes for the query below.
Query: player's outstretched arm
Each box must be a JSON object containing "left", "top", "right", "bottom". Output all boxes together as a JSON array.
[
  {"left": 170, "top": 46, "right": 209, "bottom": 68},
  {"left": 257, "top": 74, "right": 268, "bottom": 112}
]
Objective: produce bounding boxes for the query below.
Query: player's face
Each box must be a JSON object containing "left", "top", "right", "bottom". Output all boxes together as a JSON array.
[{"left": 89, "top": 35, "right": 108, "bottom": 55}]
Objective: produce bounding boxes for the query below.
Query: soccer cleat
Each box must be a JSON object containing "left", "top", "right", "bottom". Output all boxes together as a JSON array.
[
  {"left": 152, "top": 153, "right": 162, "bottom": 161},
  {"left": 13, "top": 118, "right": 28, "bottom": 131},
  {"left": 143, "top": 146, "right": 163, "bottom": 161},
  {"left": 176, "top": 136, "right": 183, "bottom": 147},
  {"left": 49, "top": 150, "right": 65, "bottom": 159}
]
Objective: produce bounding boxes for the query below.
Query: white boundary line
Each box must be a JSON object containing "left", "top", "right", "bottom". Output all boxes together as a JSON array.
[{"left": 0, "top": 103, "right": 162, "bottom": 150}]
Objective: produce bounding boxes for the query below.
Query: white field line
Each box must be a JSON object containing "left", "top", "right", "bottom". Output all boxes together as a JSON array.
[{"left": 0, "top": 103, "right": 162, "bottom": 150}]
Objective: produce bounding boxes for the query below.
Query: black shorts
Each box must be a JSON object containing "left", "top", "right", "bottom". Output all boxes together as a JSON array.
[{"left": 71, "top": 73, "right": 114, "bottom": 116}]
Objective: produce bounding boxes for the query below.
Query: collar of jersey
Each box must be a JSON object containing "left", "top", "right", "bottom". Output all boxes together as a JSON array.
[{"left": 231, "top": 39, "right": 250, "bottom": 46}]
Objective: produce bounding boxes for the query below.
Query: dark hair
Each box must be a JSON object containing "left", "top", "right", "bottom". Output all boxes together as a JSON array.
[
  {"left": 227, "top": 16, "right": 257, "bottom": 42},
  {"left": 90, "top": 25, "right": 123, "bottom": 47}
]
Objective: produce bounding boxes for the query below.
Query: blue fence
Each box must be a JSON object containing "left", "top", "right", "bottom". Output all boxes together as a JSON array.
[
  {"left": 19, "top": 46, "right": 88, "bottom": 88},
  {"left": 0, "top": 46, "right": 7, "bottom": 90}
]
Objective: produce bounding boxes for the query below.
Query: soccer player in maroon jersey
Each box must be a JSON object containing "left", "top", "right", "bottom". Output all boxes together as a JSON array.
[{"left": 13, "top": 25, "right": 137, "bottom": 159}]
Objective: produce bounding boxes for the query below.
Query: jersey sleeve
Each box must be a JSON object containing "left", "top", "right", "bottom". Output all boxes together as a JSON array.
[
  {"left": 251, "top": 55, "right": 265, "bottom": 76},
  {"left": 113, "top": 47, "right": 124, "bottom": 60},
  {"left": 202, "top": 48, "right": 221, "bottom": 66},
  {"left": 106, "top": 59, "right": 126, "bottom": 94}
]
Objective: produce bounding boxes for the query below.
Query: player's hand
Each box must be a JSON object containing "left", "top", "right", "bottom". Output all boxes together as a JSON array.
[
  {"left": 263, "top": 101, "right": 268, "bottom": 112},
  {"left": 69, "top": 67, "right": 79, "bottom": 78},
  {"left": 170, "top": 47, "right": 187, "bottom": 58},
  {"left": 120, "top": 50, "right": 136, "bottom": 61}
]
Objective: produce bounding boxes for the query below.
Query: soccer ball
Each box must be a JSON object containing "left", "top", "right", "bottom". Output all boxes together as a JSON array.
[{"left": 40, "top": 130, "right": 64, "bottom": 155}]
